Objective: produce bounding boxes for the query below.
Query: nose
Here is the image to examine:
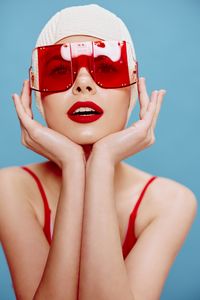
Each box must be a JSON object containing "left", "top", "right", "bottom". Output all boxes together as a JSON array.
[{"left": 72, "top": 67, "right": 97, "bottom": 96}]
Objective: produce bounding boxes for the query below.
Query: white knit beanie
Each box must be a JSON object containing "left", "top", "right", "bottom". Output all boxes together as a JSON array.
[{"left": 34, "top": 4, "right": 138, "bottom": 127}]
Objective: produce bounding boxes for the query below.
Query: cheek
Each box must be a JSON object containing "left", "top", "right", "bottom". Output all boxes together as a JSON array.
[
  {"left": 106, "top": 89, "right": 131, "bottom": 128},
  {"left": 41, "top": 94, "right": 67, "bottom": 128}
]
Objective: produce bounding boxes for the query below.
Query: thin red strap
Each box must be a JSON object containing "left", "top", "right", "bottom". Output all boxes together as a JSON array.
[
  {"left": 21, "top": 166, "right": 52, "bottom": 244},
  {"left": 122, "top": 176, "right": 158, "bottom": 259},
  {"left": 131, "top": 176, "right": 158, "bottom": 219}
]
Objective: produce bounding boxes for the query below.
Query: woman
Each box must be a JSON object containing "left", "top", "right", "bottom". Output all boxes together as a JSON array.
[{"left": 0, "top": 4, "right": 197, "bottom": 300}]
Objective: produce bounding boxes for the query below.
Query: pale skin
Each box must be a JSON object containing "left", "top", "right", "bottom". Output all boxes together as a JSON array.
[{"left": 0, "top": 35, "right": 197, "bottom": 300}]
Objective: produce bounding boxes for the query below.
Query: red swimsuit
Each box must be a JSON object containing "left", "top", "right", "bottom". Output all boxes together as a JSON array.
[{"left": 21, "top": 166, "right": 157, "bottom": 259}]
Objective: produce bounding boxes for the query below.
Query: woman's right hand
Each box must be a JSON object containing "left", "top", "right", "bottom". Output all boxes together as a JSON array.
[{"left": 12, "top": 80, "right": 85, "bottom": 169}]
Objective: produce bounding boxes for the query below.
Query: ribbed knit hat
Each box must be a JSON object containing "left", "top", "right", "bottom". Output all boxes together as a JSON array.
[{"left": 34, "top": 4, "right": 138, "bottom": 127}]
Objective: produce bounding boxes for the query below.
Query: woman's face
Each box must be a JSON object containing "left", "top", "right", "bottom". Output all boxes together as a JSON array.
[{"left": 40, "top": 35, "right": 131, "bottom": 145}]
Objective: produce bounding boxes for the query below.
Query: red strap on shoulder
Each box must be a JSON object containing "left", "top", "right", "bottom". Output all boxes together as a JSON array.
[
  {"left": 130, "top": 176, "right": 158, "bottom": 219},
  {"left": 21, "top": 166, "right": 52, "bottom": 244},
  {"left": 122, "top": 175, "right": 158, "bottom": 259}
]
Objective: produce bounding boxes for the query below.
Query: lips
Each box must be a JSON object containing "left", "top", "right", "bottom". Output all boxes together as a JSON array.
[
  {"left": 67, "top": 101, "right": 104, "bottom": 124},
  {"left": 67, "top": 101, "right": 104, "bottom": 115}
]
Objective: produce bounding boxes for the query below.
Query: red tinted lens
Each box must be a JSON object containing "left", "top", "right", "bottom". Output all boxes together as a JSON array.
[
  {"left": 32, "top": 41, "right": 136, "bottom": 93},
  {"left": 38, "top": 44, "right": 72, "bottom": 92},
  {"left": 93, "top": 41, "right": 130, "bottom": 88}
]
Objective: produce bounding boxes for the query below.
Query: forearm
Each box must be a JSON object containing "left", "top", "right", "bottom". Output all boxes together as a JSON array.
[
  {"left": 78, "top": 157, "right": 134, "bottom": 300},
  {"left": 33, "top": 162, "right": 85, "bottom": 300}
]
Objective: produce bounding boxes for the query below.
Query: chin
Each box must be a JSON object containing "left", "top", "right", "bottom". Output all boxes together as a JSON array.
[
  {"left": 66, "top": 119, "right": 127, "bottom": 144},
  {"left": 68, "top": 133, "right": 102, "bottom": 145},
  {"left": 65, "top": 126, "right": 113, "bottom": 145}
]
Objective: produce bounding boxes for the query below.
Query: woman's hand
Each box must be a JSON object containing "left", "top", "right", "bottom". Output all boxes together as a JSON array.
[
  {"left": 12, "top": 80, "right": 85, "bottom": 169},
  {"left": 89, "top": 77, "right": 166, "bottom": 166}
]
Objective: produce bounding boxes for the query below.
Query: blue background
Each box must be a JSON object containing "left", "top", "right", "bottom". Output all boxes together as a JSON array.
[{"left": 0, "top": 0, "right": 199, "bottom": 299}]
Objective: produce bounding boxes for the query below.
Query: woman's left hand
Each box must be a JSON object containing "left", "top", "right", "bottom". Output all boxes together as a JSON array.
[{"left": 89, "top": 77, "right": 166, "bottom": 166}]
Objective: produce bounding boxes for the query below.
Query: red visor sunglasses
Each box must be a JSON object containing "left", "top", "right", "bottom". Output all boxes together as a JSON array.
[{"left": 29, "top": 40, "right": 139, "bottom": 93}]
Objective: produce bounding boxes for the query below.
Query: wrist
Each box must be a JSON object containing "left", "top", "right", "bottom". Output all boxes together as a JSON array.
[
  {"left": 62, "top": 157, "right": 86, "bottom": 174},
  {"left": 86, "top": 150, "right": 115, "bottom": 174}
]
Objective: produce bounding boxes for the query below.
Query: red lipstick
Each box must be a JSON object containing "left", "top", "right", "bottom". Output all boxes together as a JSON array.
[{"left": 67, "top": 101, "right": 104, "bottom": 123}]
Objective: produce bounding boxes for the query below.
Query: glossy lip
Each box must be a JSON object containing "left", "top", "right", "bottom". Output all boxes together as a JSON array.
[
  {"left": 66, "top": 101, "right": 104, "bottom": 124},
  {"left": 67, "top": 113, "right": 103, "bottom": 123},
  {"left": 67, "top": 101, "right": 104, "bottom": 115}
]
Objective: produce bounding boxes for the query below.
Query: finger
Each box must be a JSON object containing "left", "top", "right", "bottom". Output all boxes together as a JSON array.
[
  {"left": 12, "top": 93, "right": 42, "bottom": 133},
  {"left": 12, "top": 93, "right": 28, "bottom": 120},
  {"left": 12, "top": 93, "right": 33, "bottom": 145},
  {"left": 143, "top": 90, "right": 158, "bottom": 127},
  {"left": 12, "top": 93, "right": 31, "bottom": 133},
  {"left": 13, "top": 94, "right": 43, "bottom": 145},
  {"left": 12, "top": 93, "right": 24, "bottom": 128},
  {"left": 138, "top": 77, "right": 150, "bottom": 119},
  {"left": 151, "top": 89, "right": 166, "bottom": 130},
  {"left": 21, "top": 80, "right": 33, "bottom": 118}
]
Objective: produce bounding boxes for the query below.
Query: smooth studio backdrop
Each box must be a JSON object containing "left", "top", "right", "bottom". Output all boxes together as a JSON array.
[{"left": 0, "top": 0, "right": 199, "bottom": 299}]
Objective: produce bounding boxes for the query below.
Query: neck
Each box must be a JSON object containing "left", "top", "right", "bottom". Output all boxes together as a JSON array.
[{"left": 81, "top": 144, "right": 93, "bottom": 161}]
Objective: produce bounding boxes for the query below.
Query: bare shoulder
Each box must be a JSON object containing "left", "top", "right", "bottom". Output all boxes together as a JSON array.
[
  {"left": 148, "top": 175, "right": 198, "bottom": 218},
  {"left": 122, "top": 162, "right": 198, "bottom": 224},
  {"left": 138, "top": 172, "right": 198, "bottom": 232},
  {"left": 0, "top": 161, "right": 46, "bottom": 198},
  {"left": 0, "top": 165, "right": 28, "bottom": 197},
  {"left": 0, "top": 162, "right": 48, "bottom": 221}
]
